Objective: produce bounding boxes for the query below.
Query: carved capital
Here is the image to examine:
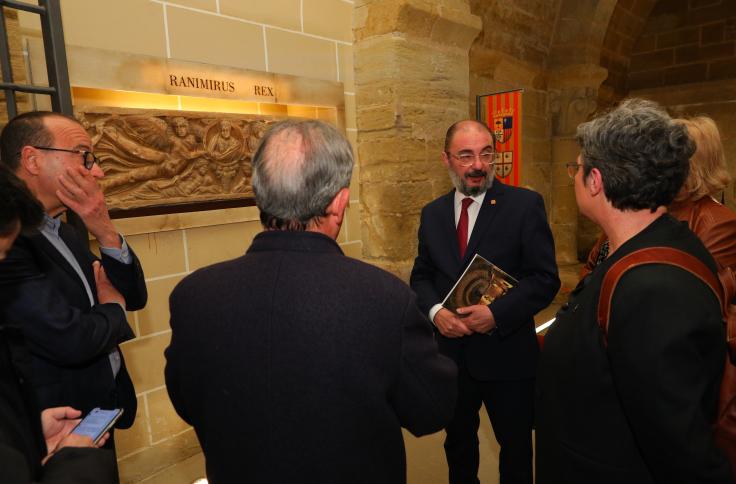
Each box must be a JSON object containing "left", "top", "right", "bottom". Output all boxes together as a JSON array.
[
  {"left": 549, "top": 86, "right": 600, "bottom": 136},
  {"left": 547, "top": 64, "right": 606, "bottom": 136}
]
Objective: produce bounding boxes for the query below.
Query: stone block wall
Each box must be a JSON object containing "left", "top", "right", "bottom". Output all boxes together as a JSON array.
[
  {"left": 354, "top": 0, "right": 481, "bottom": 279},
  {"left": 629, "top": 0, "right": 736, "bottom": 90},
  {"left": 598, "top": 0, "right": 657, "bottom": 104}
]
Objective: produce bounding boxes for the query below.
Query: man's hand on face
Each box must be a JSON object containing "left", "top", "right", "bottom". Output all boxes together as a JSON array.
[
  {"left": 56, "top": 165, "right": 120, "bottom": 248},
  {"left": 93, "top": 261, "right": 125, "bottom": 308},
  {"left": 434, "top": 308, "right": 473, "bottom": 338},
  {"left": 456, "top": 304, "right": 496, "bottom": 334}
]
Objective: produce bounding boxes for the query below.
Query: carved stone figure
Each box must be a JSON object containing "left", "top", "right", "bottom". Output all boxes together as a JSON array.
[
  {"left": 205, "top": 120, "right": 244, "bottom": 192},
  {"left": 77, "top": 113, "right": 105, "bottom": 146},
  {"left": 76, "top": 108, "right": 274, "bottom": 210},
  {"left": 99, "top": 116, "right": 206, "bottom": 193},
  {"left": 127, "top": 159, "right": 220, "bottom": 201}
]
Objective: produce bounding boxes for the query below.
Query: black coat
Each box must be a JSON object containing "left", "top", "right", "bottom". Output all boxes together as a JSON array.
[
  {"left": 410, "top": 181, "right": 560, "bottom": 380},
  {"left": 0, "top": 222, "right": 146, "bottom": 429},
  {"left": 536, "top": 215, "right": 732, "bottom": 483},
  {"left": 165, "top": 230, "right": 457, "bottom": 484}
]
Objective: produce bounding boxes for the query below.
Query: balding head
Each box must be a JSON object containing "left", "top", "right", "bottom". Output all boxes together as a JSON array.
[
  {"left": 251, "top": 120, "right": 354, "bottom": 231},
  {"left": 444, "top": 120, "right": 496, "bottom": 153},
  {"left": 442, "top": 119, "right": 497, "bottom": 196},
  {"left": 0, "top": 111, "right": 76, "bottom": 171}
]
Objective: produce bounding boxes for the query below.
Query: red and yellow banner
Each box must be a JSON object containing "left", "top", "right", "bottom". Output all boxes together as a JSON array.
[{"left": 477, "top": 90, "right": 523, "bottom": 186}]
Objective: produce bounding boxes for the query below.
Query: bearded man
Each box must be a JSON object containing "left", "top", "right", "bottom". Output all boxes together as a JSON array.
[{"left": 410, "top": 119, "right": 560, "bottom": 484}]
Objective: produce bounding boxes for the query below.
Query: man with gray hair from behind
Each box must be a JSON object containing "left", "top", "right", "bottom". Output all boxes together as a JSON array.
[{"left": 165, "top": 119, "right": 457, "bottom": 484}]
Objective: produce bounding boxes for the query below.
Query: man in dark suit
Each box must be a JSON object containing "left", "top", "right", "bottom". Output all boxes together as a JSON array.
[
  {"left": 165, "top": 119, "right": 457, "bottom": 484},
  {"left": 0, "top": 164, "right": 117, "bottom": 483},
  {"left": 0, "top": 111, "right": 147, "bottom": 444},
  {"left": 410, "top": 120, "right": 560, "bottom": 484}
]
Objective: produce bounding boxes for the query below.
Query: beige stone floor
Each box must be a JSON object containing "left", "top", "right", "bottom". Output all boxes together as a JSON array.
[
  {"left": 137, "top": 452, "right": 205, "bottom": 483},
  {"left": 126, "top": 265, "right": 580, "bottom": 483},
  {"left": 130, "top": 416, "right": 500, "bottom": 484},
  {"left": 131, "top": 412, "right": 508, "bottom": 484}
]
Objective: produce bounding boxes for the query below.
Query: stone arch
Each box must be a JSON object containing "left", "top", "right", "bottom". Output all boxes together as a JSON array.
[
  {"left": 598, "top": 0, "right": 659, "bottom": 104},
  {"left": 548, "top": 0, "right": 618, "bottom": 67},
  {"left": 546, "top": 0, "right": 618, "bottom": 264}
]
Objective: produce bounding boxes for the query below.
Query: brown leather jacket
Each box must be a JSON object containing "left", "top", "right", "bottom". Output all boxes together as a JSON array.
[
  {"left": 581, "top": 196, "right": 736, "bottom": 304},
  {"left": 670, "top": 196, "right": 736, "bottom": 304}
]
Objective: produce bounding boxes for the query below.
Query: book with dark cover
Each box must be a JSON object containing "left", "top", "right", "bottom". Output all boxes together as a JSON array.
[{"left": 442, "top": 253, "right": 518, "bottom": 313}]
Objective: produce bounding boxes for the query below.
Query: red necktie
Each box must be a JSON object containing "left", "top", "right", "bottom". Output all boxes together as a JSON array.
[{"left": 457, "top": 197, "right": 473, "bottom": 259}]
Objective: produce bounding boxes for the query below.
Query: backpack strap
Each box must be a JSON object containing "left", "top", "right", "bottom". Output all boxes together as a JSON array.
[{"left": 597, "top": 247, "right": 725, "bottom": 343}]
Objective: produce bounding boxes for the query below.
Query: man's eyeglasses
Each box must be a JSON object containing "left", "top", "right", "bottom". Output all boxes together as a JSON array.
[
  {"left": 32, "top": 146, "right": 99, "bottom": 170},
  {"left": 449, "top": 151, "right": 495, "bottom": 167},
  {"left": 566, "top": 162, "right": 583, "bottom": 179}
]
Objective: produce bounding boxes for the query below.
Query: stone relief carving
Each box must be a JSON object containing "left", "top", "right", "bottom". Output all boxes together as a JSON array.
[{"left": 77, "top": 109, "right": 274, "bottom": 211}]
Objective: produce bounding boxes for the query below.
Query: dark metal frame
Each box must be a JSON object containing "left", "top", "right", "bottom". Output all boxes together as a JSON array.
[
  {"left": 0, "top": 0, "right": 72, "bottom": 116},
  {"left": 0, "top": 0, "right": 86, "bottom": 240}
]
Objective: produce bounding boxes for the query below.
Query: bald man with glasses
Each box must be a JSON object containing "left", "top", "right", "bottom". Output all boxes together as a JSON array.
[
  {"left": 0, "top": 111, "right": 147, "bottom": 453},
  {"left": 410, "top": 120, "right": 559, "bottom": 484}
]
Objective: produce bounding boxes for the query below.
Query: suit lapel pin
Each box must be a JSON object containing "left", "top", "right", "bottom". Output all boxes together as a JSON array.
[{"left": 490, "top": 199, "right": 496, "bottom": 205}]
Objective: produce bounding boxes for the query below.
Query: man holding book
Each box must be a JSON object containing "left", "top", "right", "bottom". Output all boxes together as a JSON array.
[{"left": 410, "top": 120, "right": 560, "bottom": 484}]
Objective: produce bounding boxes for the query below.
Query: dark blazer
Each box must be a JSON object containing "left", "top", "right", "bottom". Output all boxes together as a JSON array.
[
  {"left": 410, "top": 181, "right": 560, "bottom": 380},
  {"left": 0, "top": 325, "right": 117, "bottom": 483},
  {"left": 0, "top": 222, "right": 146, "bottom": 429},
  {"left": 536, "top": 215, "right": 732, "bottom": 483},
  {"left": 165, "top": 230, "right": 457, "bottom": 484}
]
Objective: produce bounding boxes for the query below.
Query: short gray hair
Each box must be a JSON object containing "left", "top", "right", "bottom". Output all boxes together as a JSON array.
[
  {"left": 576, "top": 98, "right": 693, "bottom": 211},
  {"left": 251, "top": 120, "right": 354, "bottom": 230}
]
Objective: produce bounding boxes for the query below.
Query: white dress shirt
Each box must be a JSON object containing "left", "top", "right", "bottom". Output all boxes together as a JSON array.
[{"left": 428, "top": 190, "right": 487, "bottom": 324}]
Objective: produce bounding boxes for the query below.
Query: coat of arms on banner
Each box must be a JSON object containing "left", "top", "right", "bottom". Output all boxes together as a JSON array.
[
  {"left": 495, "top": 151, "right": 514, "bottom": 178},
  {"left": 477, "top": 89, "right": 522, "bottom": 186},
  {"left": 493, "top": 116, "right": 513, "bottom": 144}
]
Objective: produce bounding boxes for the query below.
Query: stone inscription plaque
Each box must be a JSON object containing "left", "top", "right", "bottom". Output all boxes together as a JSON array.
[{"left": 77, "top": 108, "right": 277, "bottom": 211}]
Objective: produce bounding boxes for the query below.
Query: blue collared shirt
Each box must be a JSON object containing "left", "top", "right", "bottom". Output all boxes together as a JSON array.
[{"left": 39, "top": 214, "right": 132, "bottom": 377}]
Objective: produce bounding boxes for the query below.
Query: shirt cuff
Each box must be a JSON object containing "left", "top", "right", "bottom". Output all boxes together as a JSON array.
[
  {"left": 428, "top": 304, "right": 443, "bottom": 326},
  {"left": 100, "top": 235, "right": 132, "bottom": 264}
]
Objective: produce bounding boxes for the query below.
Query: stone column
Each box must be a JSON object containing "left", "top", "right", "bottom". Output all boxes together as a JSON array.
[
  {"left": 548, "top": 64, "right": 607, "bottom": 264},
  {"left": 353, "top": 0, "right": 481, "bottom": 280}
]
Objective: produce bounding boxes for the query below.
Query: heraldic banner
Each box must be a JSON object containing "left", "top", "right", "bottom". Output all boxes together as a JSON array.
[{"left": 476, "top": 89, "right": 523, "bottom": 186}]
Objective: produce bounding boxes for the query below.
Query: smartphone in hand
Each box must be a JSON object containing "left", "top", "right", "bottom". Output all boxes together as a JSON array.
[{"left": 71, "top": 408, "right": 123, "bottom": 445}]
